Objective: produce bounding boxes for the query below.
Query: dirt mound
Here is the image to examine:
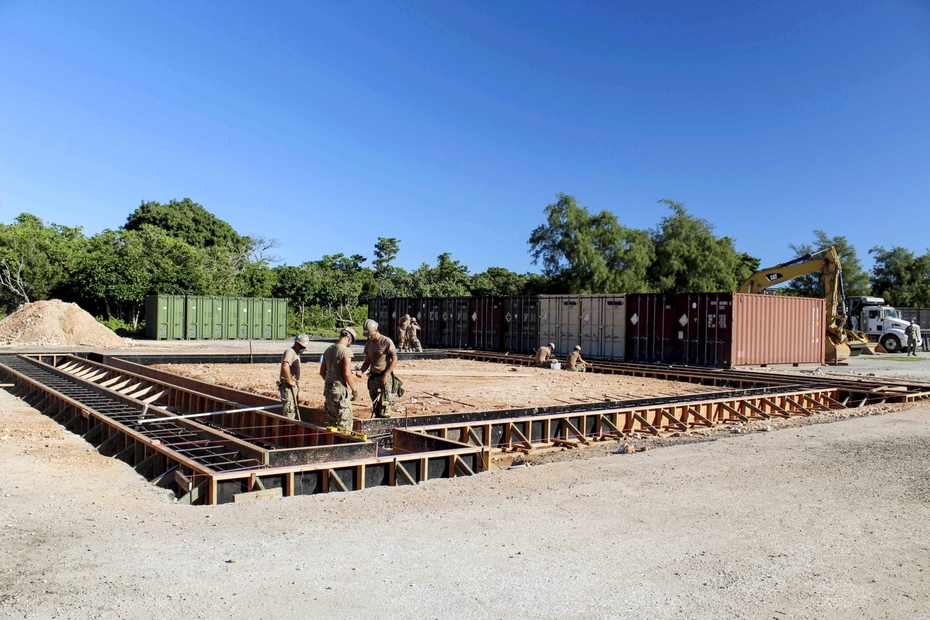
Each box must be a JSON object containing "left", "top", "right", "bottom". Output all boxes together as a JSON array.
[{"left": 0, "top": 300, "right": 126, "bottom": 348}]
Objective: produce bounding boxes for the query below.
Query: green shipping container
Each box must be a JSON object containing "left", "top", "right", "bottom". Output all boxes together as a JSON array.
[
  {"left": 144, "top": 294, "right": 287, "bottom": 340},
  {"left": 144, "top": 294, "right": 186, "bottom": 340},
  {"left": 272, "top": 298, "right": 288, "bottom": 339},
  {"left": 185, "top": 296, "right": 202, "bottom": 340}
]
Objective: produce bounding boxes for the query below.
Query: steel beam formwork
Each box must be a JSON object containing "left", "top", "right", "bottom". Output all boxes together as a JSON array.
[
  {"left": 406, "top": 388, "right": 845, "bottom": 451},
  {"left": 0, "top": 354, "right": 487, "bottom": 504}
]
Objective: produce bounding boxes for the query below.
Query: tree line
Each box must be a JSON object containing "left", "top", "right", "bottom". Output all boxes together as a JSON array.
[{"left": 1, "top": 194, "right": 928, "bottom": 335}]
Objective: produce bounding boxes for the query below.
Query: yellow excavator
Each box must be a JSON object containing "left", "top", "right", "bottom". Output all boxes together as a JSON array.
[{"left": 739, "top": 246, "right": 870, "bottom": 363}]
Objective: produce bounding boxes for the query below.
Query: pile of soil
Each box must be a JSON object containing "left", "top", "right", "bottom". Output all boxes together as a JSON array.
[{"left": 0, "top": 300, "right": 126, "bottom": 348}]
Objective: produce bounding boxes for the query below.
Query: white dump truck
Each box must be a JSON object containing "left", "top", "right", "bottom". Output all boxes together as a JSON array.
[{"left": 845, "top": 296, "right": 920, "bottom": 353}]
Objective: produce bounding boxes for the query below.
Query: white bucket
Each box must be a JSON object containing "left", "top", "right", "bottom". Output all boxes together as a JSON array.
[{"left": 549, "top": 361, "right": 561, "bottom": 370}]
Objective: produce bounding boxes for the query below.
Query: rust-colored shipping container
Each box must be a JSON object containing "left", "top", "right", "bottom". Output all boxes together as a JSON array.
[
  {"left": 502, "top": 296, "right": 539, "bottom": 353},
  {"left": 626, "top": 293, "right": 824, "bottom": 367},
  {"left": 469, "top": 296, "right": 503, "bottom": 350}
]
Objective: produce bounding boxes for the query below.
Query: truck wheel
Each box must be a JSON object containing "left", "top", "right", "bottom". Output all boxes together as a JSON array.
[{"left": 881, "top": 334, "right": 901, "bottom": 353}]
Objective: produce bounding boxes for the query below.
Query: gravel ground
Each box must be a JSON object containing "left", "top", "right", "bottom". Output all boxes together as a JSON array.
[{"left": 2, "top": 348, "right": 930, "bottom": 618}]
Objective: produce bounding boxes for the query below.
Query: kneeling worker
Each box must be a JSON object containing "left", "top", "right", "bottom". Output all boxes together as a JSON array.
[
  {"left": 356, "top": 319, "right": 401, "bottom": 418},
  {"left": 566, "top": 345, "right": 587, "bottom": 372},
  {"left": 319, "top": 327, "right": 358, "bottom": 429},
  {"left": 535, "top": 343, "right": 556, "bottom": 368}
]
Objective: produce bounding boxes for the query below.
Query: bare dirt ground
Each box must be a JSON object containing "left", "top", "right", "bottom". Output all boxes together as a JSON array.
[
  {"left": 151, "top": 358, "right": 722, "bottom": 418},
  {"left": 2, "top": 346, "right": 930, "bottom": 618}
]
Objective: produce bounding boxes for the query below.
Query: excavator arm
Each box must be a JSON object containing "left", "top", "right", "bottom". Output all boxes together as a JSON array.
[{"left": 739, "top": 246, "right": 866, "bottom": 362}]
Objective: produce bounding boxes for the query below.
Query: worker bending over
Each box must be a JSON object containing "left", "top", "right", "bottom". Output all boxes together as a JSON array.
[{"left": 319, "top": 327, "right": 358, "bottom": 429}]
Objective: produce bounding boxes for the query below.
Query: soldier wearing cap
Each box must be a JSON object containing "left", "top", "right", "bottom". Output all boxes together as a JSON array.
[
  {"left": 397, "top": 314, "right": 411, "bottom": 352},
  {"left": 356, "top": 319, "right": 399, "bottom": 418},
  {"left": 406, "top": 317, "right": 423, "bottom": 352},
  {"left": 566, "top": 345, "right": 588, "bottom": 372},
  {"left": 319, "top": 327, "right": 358, "bottom": 429},
  {"left": 279, "top": 334, "right": 311, "bottom": 419},
  {"left": 535, "top": 342, "right": 556, "bottom": 368}
]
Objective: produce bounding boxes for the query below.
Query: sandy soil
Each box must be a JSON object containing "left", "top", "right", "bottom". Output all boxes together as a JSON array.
[
  {"left": 151, "top": 358, "right": 722, "bottom": 418},
  {"left": 0, "top": 300, "right": 125, "bottom": 348},
  {"left": 2, "top": 348, "right": 930, "bottom": 618},
  {"left": 2, "top": 387, "right": 929, "bottom": 618}
]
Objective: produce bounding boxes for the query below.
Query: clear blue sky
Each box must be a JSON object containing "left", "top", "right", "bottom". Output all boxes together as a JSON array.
[{"left": 1, "top": 0, "right": 928, "bottom": 275}]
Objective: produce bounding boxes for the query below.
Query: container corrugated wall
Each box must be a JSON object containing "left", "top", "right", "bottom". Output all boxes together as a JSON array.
[
  {"left": 145, "top": 295, "right": 287, "bottom": 340},
  {"left": 417, "top": 297, "right": 442, "bottom": 348},
  {"left": 368, "top": 298, "right": 390, "bottom": 335},
  {"left": 145, "top": 295, "right": 185, "bottom": 340},
  {"left": 538, "top": 295, "right": 580, "bottom": 356},
  {"left": 731, "top": 293, "right": 824, "bottom": 366},
  {"left": 469, "top": 296, "right": 503, "bottom": 350},
  {"left": 625, "top": 293, "right": 824, "bottom": 367},
  {"left": 502, "top": 296, "right": 539, "bottom": 353},
  {"left": 579, "top": 295, "right": 626, "bottom": 360}
]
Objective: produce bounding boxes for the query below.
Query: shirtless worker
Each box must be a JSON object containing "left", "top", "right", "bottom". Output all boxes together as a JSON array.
[
  {"left": 566, "top": 345, "right": 588, "bottom": 372},
  {"left": 356, "top": 319, "right": 400, "bottom": 418},
  {"left": 535, "top": 342, "right": 556, "bottom": 368},
  {"left": 319, "top": 327, "right": 358, "bottom": 429},
  {"left": 278, "top": 334, "right": 311, "bottom": 419}
]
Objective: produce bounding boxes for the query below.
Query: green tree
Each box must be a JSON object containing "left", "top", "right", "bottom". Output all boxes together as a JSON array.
[
  {"left": 786, "top": 231, "right": 869, "bottom": 297},
  {"left": 273, "top": 265, "right": 322, "bottom": 330},
  {"left": 471, "top": 267, "right": 528, "bottom": 296},
  {"left": 0, "top": 213, "right": 85, "bottom": 309},
  {"left": 869, "top": 246, "right": 930, "bottom": 306},
  {"left": 647, "top": 199, "right": 750, "bottom": 292},
  {"left": 372, "top": 237, "right": 401, "bottom": 297},
  {"left": 528, "top": 193, "right": 654, "bottom": 293},
  {"left": 407, "top": 253, "right": 472, "bottom": 297},
  {"left": 70, "top": 226, "right": 208, "bottom": 326},
  {"left": 124, "top": 198, "right": 243, "bottom": 249}
]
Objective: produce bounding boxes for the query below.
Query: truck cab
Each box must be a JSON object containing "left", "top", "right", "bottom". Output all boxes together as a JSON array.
[{"left": 846, "top": 296, "right": 920, "bottom": 353}]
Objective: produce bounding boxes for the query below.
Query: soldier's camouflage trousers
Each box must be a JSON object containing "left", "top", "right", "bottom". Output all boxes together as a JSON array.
[
  {"left": 323, "top": 381, "right": 353, "bottom": 429},
  {"left": 278, "top": 382, "right": 298, "bottom": 419}
]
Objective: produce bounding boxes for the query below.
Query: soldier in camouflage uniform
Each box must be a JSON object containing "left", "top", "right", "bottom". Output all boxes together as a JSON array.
[
  {"left": 397, "top": 314, "right": 411, "bottom": 352},
  {"left": 278, "top": 334, "right": 310, "bottom": 419},
  {"left": 406, "top": 317, "right": 423, "bottom": 352},
  {"left": 357, "top": 319, "right": 400, "bottom": 418},
  {"left": 566, "top": 345, "right": 587, "bottom": 372},
  {"left": 319, "top": 327, "right": 358, "bottom": 429}
]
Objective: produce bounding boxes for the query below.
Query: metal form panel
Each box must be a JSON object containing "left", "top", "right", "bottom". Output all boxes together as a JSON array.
[
  {"left": 144, "top": 295, "right": 185, "bottom": 340},
  {"left": 501, "top": 296, "right": 539, "bottom": 353},
  {"left": 625, "top": 294, "right": 677, "bottom": 364},
  {"left": 578, "top": 295, "right": 626, "bottom": 360},
  {"left": 731, "top": 293, "right": 824, "bottom": 367},
  {"left": 538, "top": 296, "right": 580, "bottom": 356},
  {"left": 418, "top": 298, "right": 442, "bottom": 348},
  {"left": 469, "top": 297, "right": 503, "bottom": 351}
]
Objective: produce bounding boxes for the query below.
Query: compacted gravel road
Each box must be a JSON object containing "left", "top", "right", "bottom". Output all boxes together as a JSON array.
[{"left": 1, "top": 350, "right": 929, "bottom": 619}]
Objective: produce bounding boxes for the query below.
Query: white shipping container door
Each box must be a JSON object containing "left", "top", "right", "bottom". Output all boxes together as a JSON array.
[{"left": 602, "top": 295, "right": 626, "bottom": 359}]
